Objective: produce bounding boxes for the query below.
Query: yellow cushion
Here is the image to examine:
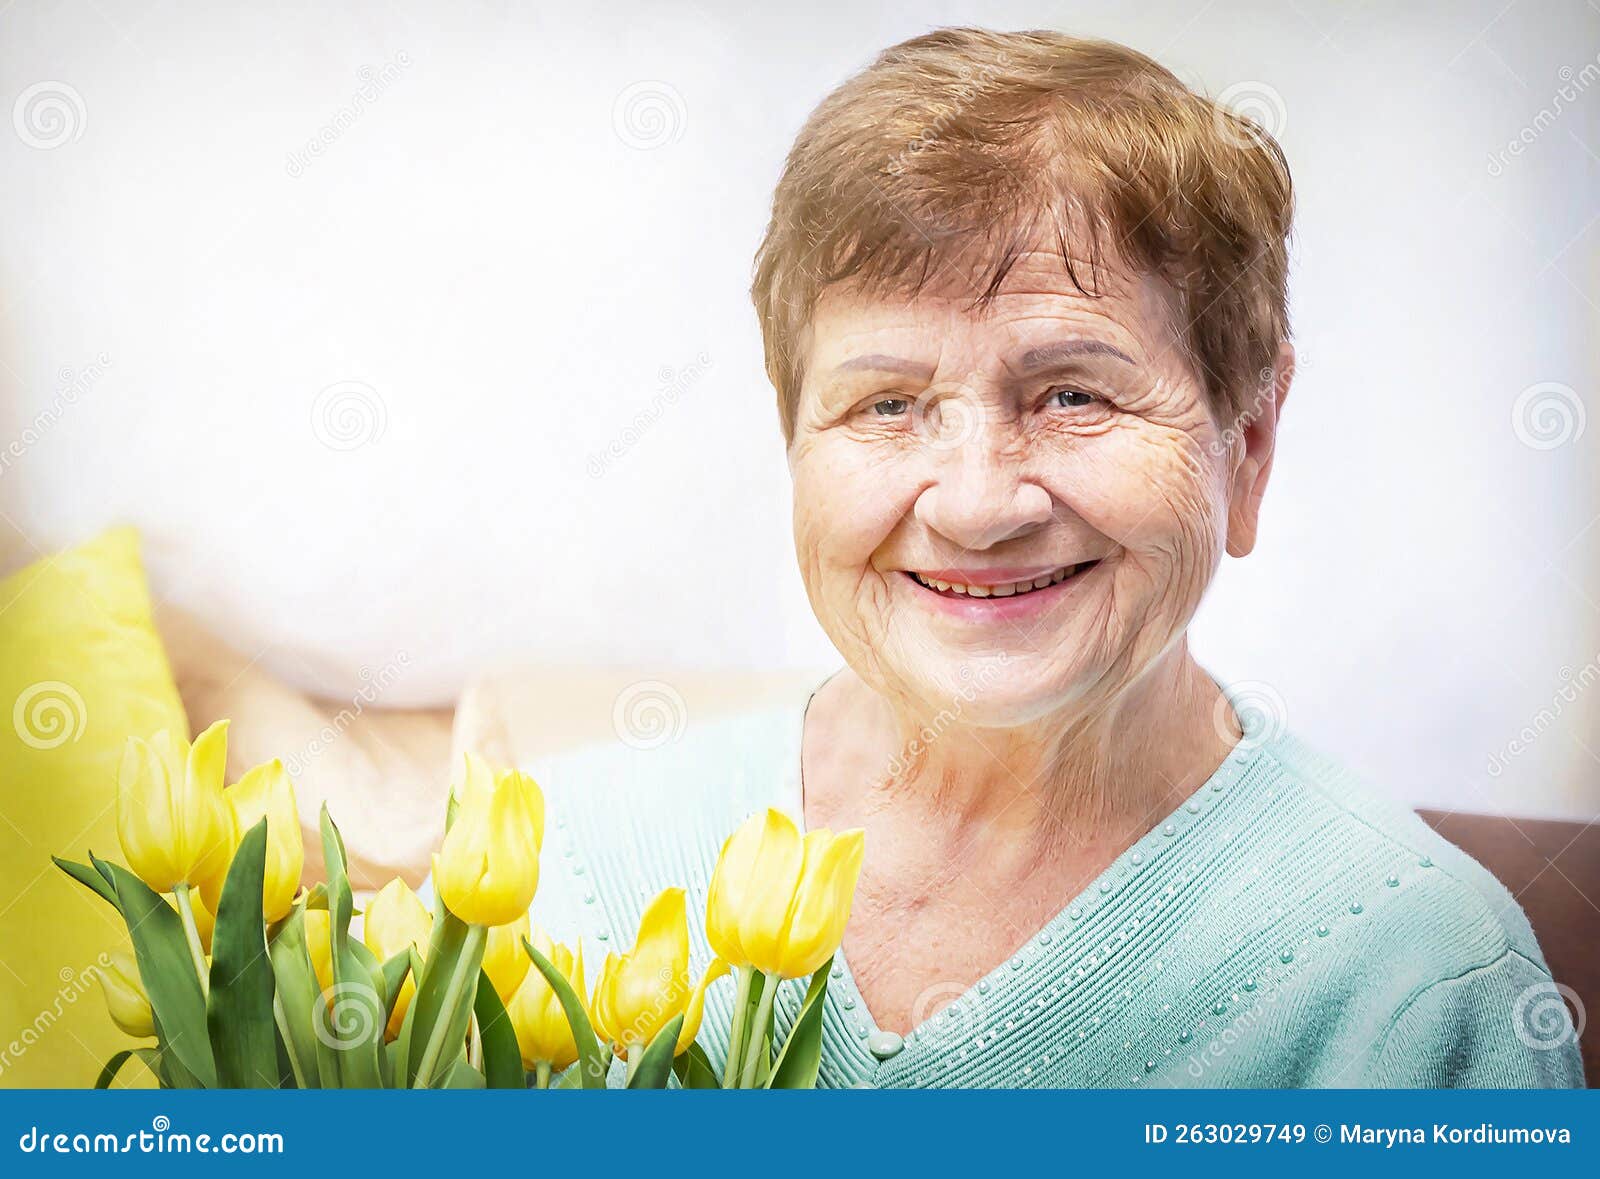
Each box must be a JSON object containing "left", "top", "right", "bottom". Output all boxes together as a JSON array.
[{"left": 0, "top": 528, "right": 187, "bottom": 1087}]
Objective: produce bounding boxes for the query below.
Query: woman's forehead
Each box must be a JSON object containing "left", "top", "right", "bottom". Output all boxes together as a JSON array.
[{"left": 804, "top": 254, "right": 1179, "bottom": 376}]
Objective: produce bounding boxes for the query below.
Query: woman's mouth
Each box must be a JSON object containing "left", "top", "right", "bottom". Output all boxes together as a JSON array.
[
  {"left": 898, "top": 561, "right": 1102, "bottom": 622},
  {"left": 904, "top": 563, "right": 1092, "bottom": 599}
]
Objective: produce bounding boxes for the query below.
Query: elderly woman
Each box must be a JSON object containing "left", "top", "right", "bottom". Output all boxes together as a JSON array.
[
  {"left": 171, "top": 28, "right": 1580, "bottom": 1088},
  {"left": 481, "top": 29, "right": 1577, "bottom": 1088}
]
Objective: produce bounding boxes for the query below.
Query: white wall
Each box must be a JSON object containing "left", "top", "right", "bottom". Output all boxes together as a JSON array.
[{"left": 2, "top": 0, "right": 1596, "bottom": 819}]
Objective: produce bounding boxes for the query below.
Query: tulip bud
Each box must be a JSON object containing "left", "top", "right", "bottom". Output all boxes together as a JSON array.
[
  {"left": 434, "top": 753, "right": 544, "bottom": 927},
  {"left": 115, "top": 722, "right": 234, "bottom": 894},
  {"left": 590, "top": 888, "right": 724, "bottom": 1057},
  {"left": 199, "top": 760, "right": 304, "bottom": 921},
  {"left": 482, "top": 911, "right": 531, "bottom": 1004},
  {"left": 95, "top": 950, "right": 155, "bottom": 1039},
  {"left": 706, "top": 808, "right": 865, "bottom": 979},
  {"left": 507, "top": 928, "right": 585, "bottom": 1071},
  {"left": 362, "top": 879, "right": 432, "bottom": 1039}
]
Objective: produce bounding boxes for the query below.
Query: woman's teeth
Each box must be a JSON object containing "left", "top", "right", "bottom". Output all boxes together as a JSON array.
[{"left": 909, "top": 565, "right": 1079, "bottom": 598}]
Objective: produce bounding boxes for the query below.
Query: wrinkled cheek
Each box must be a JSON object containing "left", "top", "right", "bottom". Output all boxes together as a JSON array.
[
  {"left": 1076, "top": 433, "right": 1229, "bottom": 613},
  {"left": 790, "top": 446, "right": 903, "bottom": 651}
]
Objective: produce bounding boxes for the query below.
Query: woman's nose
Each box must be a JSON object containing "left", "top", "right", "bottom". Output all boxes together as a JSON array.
[{"left": 912, "top": 448, "right": 1055, "bottom": 551}]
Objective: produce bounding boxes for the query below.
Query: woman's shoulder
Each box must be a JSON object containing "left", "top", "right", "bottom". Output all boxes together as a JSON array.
[
  {"left": 1261, "top": 730, "right": 1541, "bottom": 966},
  {"left": 1246, "top": 729, "right": 1583, "bottom": 1086}
]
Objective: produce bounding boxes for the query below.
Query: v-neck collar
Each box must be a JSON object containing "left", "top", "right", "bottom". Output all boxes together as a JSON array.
[{"left": 776, "top": 672, "right": 1272, "bottom": 1088}]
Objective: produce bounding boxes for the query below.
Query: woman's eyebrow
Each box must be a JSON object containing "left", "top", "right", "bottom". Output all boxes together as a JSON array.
[
  {"left": 829, "top": 353, "right": 936, "bottom": 379},
  {"left": 1014, "top": 338, "right": 1136, "bottom": 370}
]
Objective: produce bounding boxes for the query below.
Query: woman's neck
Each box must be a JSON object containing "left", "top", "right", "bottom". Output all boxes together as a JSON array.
[{"left": 804, "top": 642, "right": 1239, "bottom": 874}]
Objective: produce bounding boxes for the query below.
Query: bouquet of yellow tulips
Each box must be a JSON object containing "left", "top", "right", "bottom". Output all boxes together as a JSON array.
[{"left": 54, "top": 721, "right": 865, "bottom": 1090}]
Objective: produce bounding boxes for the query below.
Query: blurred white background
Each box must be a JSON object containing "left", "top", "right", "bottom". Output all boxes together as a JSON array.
[{"left": 1, "top": 0, "right": 1596, "bottom": 819}]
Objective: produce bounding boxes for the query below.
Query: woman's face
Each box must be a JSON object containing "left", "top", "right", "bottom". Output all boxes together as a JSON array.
[{"left": 788, "top": 250, "right": 1274, "bottom": 727}]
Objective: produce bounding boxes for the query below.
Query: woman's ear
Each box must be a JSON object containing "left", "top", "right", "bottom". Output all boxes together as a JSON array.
[{"left": 1225, "top": 341, "right": 1294, "bottom": 558}]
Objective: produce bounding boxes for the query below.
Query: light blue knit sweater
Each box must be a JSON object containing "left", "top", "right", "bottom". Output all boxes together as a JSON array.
[{"left": 494, "top": 689, "right": 1584, "bottom": 1089}]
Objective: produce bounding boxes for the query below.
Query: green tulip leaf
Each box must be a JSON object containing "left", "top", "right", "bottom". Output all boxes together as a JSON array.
[
  {"left": 267, "top": 903, "right": 324, "bottom": 1089},
  {"left": 523, "top": 937, "right": 607, "bottom": 1089},
  {"left": 145, "top": 1013, "right": 192, "bottom": 1087},
  {"left": 380, "top": 949, "right": 412, "bottom": 1014},
  {"left": 442, "top": 1056, "right": 485, "bottom": 1088},
  {"left": 671, "top": 1040, "right": 720, "bottom": 1089},
  {"left": 52, "top": 856, "right": 121, "bottom": 912},
  {"left": 207, "top": 819, "right": 279, "bottom": 1087},
  {"left": 472, "top": 970, "right": 525, "bottom": 1089},
  {"left": 318, "top": 806, "right": 385, "bottom": 1087},
  {"left": 554, "top": 1045, "right": 611, "bottom": 1089},
  {"left": 101, "top": 861, "right": 217, "bottom": 1087},
  {"left": 625, "top": 1013, "right": 683, "bottom": 1089},
  {"left": 401, "top": 910, "right": 483, "bottom": 1087},
  {"left": 767, "top": 958, "right": 831, "bottom": 1089}
]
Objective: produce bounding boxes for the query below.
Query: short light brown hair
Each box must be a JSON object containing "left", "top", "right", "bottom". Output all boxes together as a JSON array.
[{"left": 752, "top": 27, "right": 1293, "bottom": 439}]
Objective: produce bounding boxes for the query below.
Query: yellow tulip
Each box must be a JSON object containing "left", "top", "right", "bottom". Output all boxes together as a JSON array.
[
  {"left": 362, "top": 878, "right": 432, "bottom": 1039},
  {"left": 434, "top": 753, "right": 544, "bottom": 927},
  {"left": 199, "top": 759, "right": 304, "bottom": 921},
  {"left": 590, "top": 888, "right": 727, "bottom": 1058},
  {"left": 115, "top": 721, "right": 234, "bottom": 894},
  {"left": 507, "top": 928, "right": 585, "bottom": 1072},
  {"left": 95, "top": 950, "right": 154, "bottom": 1039},
  {"left": 706, "top": 808, "right": 865, "bottom": 979},
  {"left": 482, "top": 911, "right": 531, "bottom": 1004}
]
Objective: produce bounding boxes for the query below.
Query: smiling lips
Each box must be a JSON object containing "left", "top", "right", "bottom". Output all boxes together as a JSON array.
[{"left": 904, "top": 562, "right": 1096, "bottom": 600}]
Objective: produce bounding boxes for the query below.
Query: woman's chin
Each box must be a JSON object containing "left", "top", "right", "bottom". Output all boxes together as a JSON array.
[{"left": 894, "top": 659, "right": 1100, "bottom": 730}]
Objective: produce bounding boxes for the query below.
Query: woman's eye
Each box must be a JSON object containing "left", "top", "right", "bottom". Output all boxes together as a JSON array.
[
  {"left": 871, "top": 398, "right": 911, "bottom": 417},
  {"left": 1050, "top": 388, "right": 1098, "bottom": 408}
]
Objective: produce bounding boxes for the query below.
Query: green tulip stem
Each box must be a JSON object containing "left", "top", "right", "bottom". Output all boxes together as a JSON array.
[
  {"left": 624, "top": 1048, "right": 643, "bottom": 1084},
  {"left": 413, "top": 922, "right": 487, "bottom": 1088},
  {"left": 722, "top": 966, "right": 754, "bottom": 1088},
  {"left": 534, "top": 1061, "right": 552, "bottom": 1089},
  {"left": 738, "top": 970, "right": 780, "bottom": 1089},
  {"left": 171, "top": 883, "right": 209, "bottom": 997}
]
